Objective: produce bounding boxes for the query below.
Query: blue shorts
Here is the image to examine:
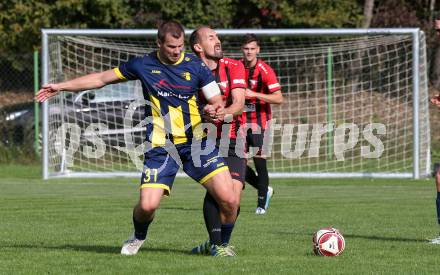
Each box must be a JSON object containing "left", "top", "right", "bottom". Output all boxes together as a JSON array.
[{"left": 140, "top": 138, "right": 228, "bottom": 195}]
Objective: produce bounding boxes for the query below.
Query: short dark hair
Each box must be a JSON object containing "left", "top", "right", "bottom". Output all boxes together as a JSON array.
[
  {"left": 189, "top": 26, "right": 209, "bottom": 54},
  {"left": 157, "top": 20, "right": 184, "bottom": 43},
  {"left": 242, "top": 33, "right": 259, "bottom": 46}
]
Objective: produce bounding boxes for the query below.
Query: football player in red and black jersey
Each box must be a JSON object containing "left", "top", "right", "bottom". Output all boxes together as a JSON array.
[
  {"left": 189, "top": 26, "right": 246, "bottom": 255},
  {"left": 240, "top": 33, "right": 283, "bottom": 215}
]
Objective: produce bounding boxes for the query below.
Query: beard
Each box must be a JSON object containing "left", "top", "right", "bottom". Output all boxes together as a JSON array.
[
  {"left": 206, "top": 52, "right": 223, "bottom": 60},
  {"left": 207, "top": 46, "right": 223, "bottom": 60}
]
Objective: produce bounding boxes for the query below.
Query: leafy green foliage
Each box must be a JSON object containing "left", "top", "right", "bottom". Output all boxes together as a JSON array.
[
  {"left": 0, "top": 0, "right": 132, "bottom": 62},
  {"left": 225, "top": 0, "right": 364, "bottom": 28},
  {"left": 0, "top": 0, "right": 367, "bottom": 56},
  {"left": 0, "top": 0, "right": 133, "bottom": 90},
  {"left": 128, "top": 0, "right": 238, "bottom": 28}
]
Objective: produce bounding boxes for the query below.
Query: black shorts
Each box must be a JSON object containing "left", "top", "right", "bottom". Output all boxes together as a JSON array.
[
  {"left": 225, "top": 156, "right": 246, "bottom": 185},
  {"left": 216, "top": 138, "right": 246, "bottom": 158},
  {"left": 246, "top": 128, "right": 265, "bottom": 157},
  {"left": 216, "top": 139, "right": 246, "bottom": 184}
]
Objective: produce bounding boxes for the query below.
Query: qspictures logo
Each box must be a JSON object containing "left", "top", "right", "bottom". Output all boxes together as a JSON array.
[{"left": 53, "top": 100, "right": 386, "bottom": 171}]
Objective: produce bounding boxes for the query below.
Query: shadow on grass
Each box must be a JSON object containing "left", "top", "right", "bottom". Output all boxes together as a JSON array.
[
  {"left": 270, "top": 231, "right": 425, "bottom": 243},
  {"left": 160, "top": 206, "right": 199, "bottom": 212},
  {"left": 343, "top": 234, "right": 424, "bottom": 243},
  {"left": 0, "top": 243, "right": 191, "bottom": 255}
]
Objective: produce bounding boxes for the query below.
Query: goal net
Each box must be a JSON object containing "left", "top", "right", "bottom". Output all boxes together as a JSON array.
[{"left": 41, "top": 29, "right": 430, "bottom": 179}]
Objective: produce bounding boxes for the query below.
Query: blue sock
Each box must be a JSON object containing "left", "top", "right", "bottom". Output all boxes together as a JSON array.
[
  {"left": 221, "top": 223, "right": 234, "bottom": 245},
  {"left": 436, "top": 192, "right": 440, "bottom": 225}
]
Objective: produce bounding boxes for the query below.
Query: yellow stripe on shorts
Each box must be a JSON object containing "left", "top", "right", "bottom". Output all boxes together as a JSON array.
[
  {"left": 200, "top": 166, "right": 229, "bottom": 185},
  {"left": 113, "top": 68, "right": 126, "bottom": 80}
]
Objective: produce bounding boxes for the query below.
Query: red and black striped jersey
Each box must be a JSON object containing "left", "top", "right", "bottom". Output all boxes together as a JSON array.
[
  {"left": 241, "top": 59, "right": 281, "bottom": 130},
  {"left": 212, "top": 57, "right": 246, "bottom": 139}
]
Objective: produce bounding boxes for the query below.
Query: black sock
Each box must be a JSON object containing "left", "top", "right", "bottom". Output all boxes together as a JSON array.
[
  {"left": 203, "top": 192, "right": 222, "bottom": 246},
  {"left": 133, "top": 215, "right": 152, "bottom": 240},
  {"left": 436, "top": 192, "right": 440, "bottom": 225},
  {"left": 221, "top": 223, "right": 235, "bottom": 245},
  {"left": 254, "top": 158, "right": 269, "bottom": 208},
  {"left": 245, "top": 165, "right": 259, "bottom": 190}
]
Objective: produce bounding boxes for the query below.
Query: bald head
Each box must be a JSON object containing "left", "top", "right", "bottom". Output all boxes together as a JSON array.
[{"left": 189, "top": 26, "right": 223, "bottom": 60}]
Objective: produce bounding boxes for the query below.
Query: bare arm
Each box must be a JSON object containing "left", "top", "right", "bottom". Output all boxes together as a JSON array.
[
  {"left": 36, "top": 69, "right": 122, "bottom": 102},
  {"left": 205, "top": 88, "right": 244, "bottom": 122},
  {"left": 245, "top": 89, "right": 283, "bottom": 104},
  {"left": 224, "top": 87, "right": 245, "bottom": 115}
]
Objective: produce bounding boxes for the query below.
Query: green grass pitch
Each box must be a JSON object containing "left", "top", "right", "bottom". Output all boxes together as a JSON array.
[{"left": 1, "top": 165, "right": 440, "bottom": 274}]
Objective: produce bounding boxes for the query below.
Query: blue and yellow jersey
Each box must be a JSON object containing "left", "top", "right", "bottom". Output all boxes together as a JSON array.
[{"left": 114, "top": 52, "right": 214, "bottom": 147}]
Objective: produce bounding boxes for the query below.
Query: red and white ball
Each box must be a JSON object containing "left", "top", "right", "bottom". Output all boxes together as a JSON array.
[{"left": 312, "top": 227, "right": 345, "bottom": 256}]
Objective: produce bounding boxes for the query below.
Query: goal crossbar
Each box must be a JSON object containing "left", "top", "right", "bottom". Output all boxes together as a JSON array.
[{"left": 41, "top": 28, "right": 429, "bottom": 179}]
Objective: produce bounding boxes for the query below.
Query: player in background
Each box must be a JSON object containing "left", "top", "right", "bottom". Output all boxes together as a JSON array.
[
  {"left": 429, "top": 17, "right": 440, "bottom": 244},
  {"left": 240, "top": 33, "right": 283, "bottom": 215},
  {"left": 36, "top": 20, "right": 239, "bottom": 257},
  {"left": 189, "top": 26, "right": 246, "bottom": 255}
]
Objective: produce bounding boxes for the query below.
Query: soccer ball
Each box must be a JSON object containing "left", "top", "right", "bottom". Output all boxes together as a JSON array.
[{"left": 312, "top": 227, "right": 345, "bottom": 256}]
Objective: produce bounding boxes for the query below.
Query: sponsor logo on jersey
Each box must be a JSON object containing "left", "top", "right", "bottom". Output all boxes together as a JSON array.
[
  {"left": 258, "top": 63, "right": 268, "bottom": 74},
  {"left": 233, "top": 79, "right": 245, "bottom": 84},
  {"left": 268, "top": 83, "right": 280, "bottom": 90},
  {"left": 155, "top": 79, "right": 192, "bottom": 90},
  {"left": 181, "top": 72, "right": 191, "bottom": 81},
  {"left": 151, "top": 70, "right": 161, "bottom": 74},
  {"left": 156, "top": 89, "right": 190, "bottom": 99},
  {"left": 244, "top": 103, "right": 256, "bottom": 112}
]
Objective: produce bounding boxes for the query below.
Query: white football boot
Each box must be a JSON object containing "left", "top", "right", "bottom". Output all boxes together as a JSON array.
[
  {"left": 255, "top": 207, "right": 266, "bottom": 215},
  {"left": 121, "top": 234, "right": 145, "bottom": 255}
]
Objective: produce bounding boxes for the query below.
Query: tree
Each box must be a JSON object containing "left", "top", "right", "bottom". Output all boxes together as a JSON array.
[
  {"left": 0, "top": 0, "right": 133, "bottom": 90},
  {"left": 362, "top": 0, "right": 375, "bottom": 28},
  {"left": 127, "top": 0, "right": 238, "bottom": 29},
  {"left": 231, "top": 0, "right": 364, "bottom": 28},
  {"left": 0, "top": 0, "right": 132, "bottom": 66}
]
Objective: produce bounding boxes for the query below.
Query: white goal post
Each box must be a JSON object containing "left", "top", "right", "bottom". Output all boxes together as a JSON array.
[{"left": 41, "top": 28, "right": 430, "bottom": 179}]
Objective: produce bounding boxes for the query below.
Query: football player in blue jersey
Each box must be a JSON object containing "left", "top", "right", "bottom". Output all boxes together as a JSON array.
[{"left": 36, "top": 20, "right": 239, "bottom": 257}]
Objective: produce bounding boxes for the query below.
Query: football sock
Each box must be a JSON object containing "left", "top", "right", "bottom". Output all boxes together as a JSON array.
[
  {"left": 221, "top": 223, "right": 235, "bottom": 245},
  {"left": 133, "top": 215, "right": 152, "bottom": 240},
  {"left": 203, "top": 192, "right": 222, "bottom": 246},
  {"left": 436, "top": 192, "right": 440, "bottom": 225},
  {"left": 254, "top": 158, "right": 269, "bottom": 208},
  {"left": 245, "top": 165, "right": 259, "bottom": 190}
]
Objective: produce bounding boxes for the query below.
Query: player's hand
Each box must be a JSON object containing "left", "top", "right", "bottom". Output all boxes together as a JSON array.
[
  {"left": 202, "top": 104, "right": 220, "bottom": 123},
  {"left": 430, "top": 94, "right": 440, "bottom": 108},
  {"left": 35, "top": 84, "right": 62, "bottom": 102},
  {"left": 245, "top": 88, "right": 257, "bottom": 100},
  {"left": 203, "top": 104, "right": 216, "bottom": 117},
  {"left": 213, "top": 106, "right": 225, "bottom": 122}
]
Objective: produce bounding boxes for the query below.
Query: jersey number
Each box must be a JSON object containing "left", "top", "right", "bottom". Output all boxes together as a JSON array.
[{"left": 143, "top": 168, "right": 158, "bottom": 183}]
